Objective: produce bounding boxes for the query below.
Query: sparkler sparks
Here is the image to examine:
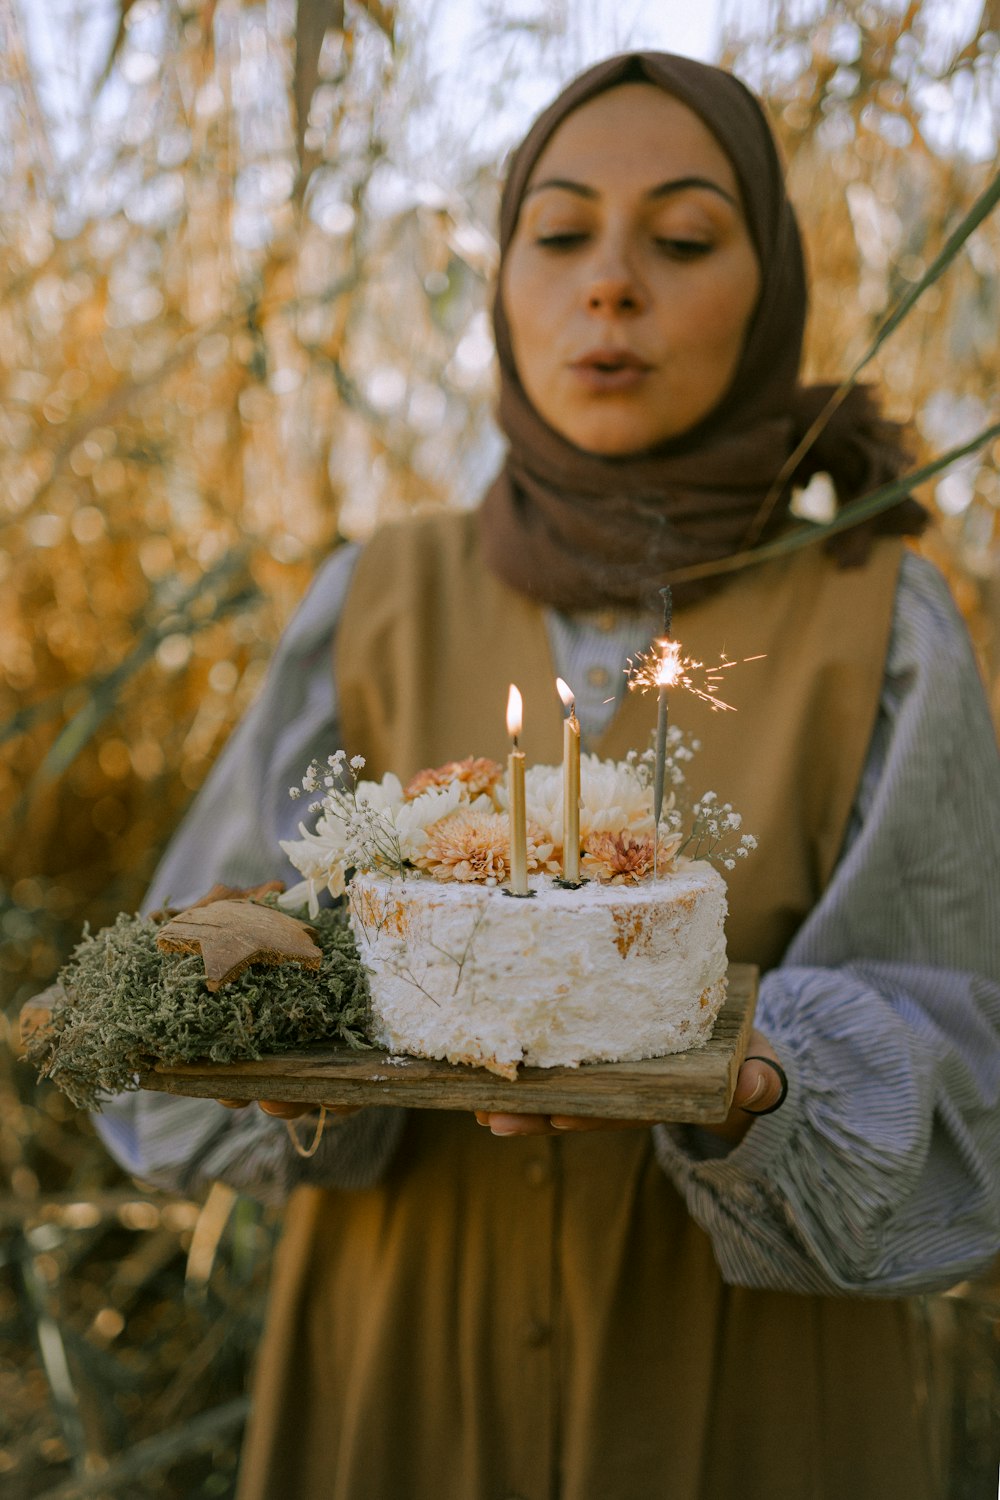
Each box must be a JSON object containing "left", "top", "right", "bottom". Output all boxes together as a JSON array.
[{"left": 627, "top": 641, "right": 766, "bottom": 713}]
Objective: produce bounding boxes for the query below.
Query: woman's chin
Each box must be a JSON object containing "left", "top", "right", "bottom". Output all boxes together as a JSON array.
[
  {"left": 551, "top": 399, "right": 702, "bottom": 458},
  {"left": 562, "top": 421, "right": 672, "bottom": 458}
]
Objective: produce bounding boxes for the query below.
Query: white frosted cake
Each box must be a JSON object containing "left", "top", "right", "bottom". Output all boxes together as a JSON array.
[{"left": 348, "top": 863, "right": 728, "bottom": 1079}]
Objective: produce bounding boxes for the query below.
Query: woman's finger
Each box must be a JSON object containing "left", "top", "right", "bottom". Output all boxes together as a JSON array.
[
  {"left": 258, "top": 1100, "right": 318, "bottom": 1119},
  {"left": 260, "top": 1100, "right": 363, "bottom": 1120},
  {"left": 734, "top": 1057, "right": 787, "bottom": 1116},
  {"left": 219, "top": 1098, "right": 363, "bottom": 1119},
  {"left": 476, "top": 1112, "right": 554, "bottom": 1136}
]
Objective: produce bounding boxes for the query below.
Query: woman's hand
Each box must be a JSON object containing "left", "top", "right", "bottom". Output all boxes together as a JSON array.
[
  {"left": 697, "top": 1026, "right": 786, "bottom": 1145},
  {"left": 218, "top": 1099, "right": 362, "bottom": 1120},
  {"left": 473, "top": 1027, "right": 785, "bottom": 1141}
]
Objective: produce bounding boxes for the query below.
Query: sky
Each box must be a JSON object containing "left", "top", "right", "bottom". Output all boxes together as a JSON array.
[
  {"left": 19, "top": 0, "right": 996, "bottom": 185},
  {"left": 412, "top": 0, "right": 722, "bottom": 166},
  {"left": 431, "top": 0, "right": 720, "bottom": 66},
  {"left": 19, "top": 0, "right": 724, "bottom": 175}
]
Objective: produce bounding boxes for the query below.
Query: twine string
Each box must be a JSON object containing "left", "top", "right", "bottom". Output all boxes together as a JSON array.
[{"left": 285, "top": 1105, "right": 328, "bottom": 1159}]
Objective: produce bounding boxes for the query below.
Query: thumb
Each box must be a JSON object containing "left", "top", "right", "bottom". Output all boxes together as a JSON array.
[{"left": 734, "top": 1042, "right": 787, "bottom": 1117}]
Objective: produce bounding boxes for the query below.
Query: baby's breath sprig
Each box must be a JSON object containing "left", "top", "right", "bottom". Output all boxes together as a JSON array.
[
  {"left": 345, "top": 799, "right": 406, "bottom": 876},
  {"left": 635, "top": 727, "right": 756, "bottom": 873},
  {"left": 291, "top": 752, "right": 407, "bottom": 876},
  {"left": 679, "top": 791, "right": 758, "bottom": 870},
  {"left": 633, "top": 726, "right": 699, "bottom": 788}
]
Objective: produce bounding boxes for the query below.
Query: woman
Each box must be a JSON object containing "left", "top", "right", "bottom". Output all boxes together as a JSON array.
[{"left": 95, "top": 53, "right": 1000, "bottom": 1499}]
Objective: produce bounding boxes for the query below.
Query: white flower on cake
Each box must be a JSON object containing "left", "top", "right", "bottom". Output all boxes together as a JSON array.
[
  {"left": 517, "top": 762, "right": 561, "bottom": 844},
  {"left": 578, "top": 753, "right": 668, "bottom": 839},
  {"left": 521, "top": 755, "right": 667, "bottom": 849},
  {"left": 280, "top": 811, "right": 353, "bottom": 912},
  {"left": 388, "top": 780, "right": 467, "bottom": 861}
]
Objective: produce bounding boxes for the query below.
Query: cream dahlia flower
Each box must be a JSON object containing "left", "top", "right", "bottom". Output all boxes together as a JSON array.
[
  {"left": 581, "top": 830, "right": 683, "bottom": 885},
  {"left": 404, "top": 757, "right": 504, "bottom": 802},
  {"left": 415, "top": 810, "right": 557, "bottom": 885}
]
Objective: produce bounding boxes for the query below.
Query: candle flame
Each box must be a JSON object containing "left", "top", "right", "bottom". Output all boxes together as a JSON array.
[
  {"left": 627, "top": 635, "right": 764, "bottom": 712},
  {"left": 506, "top": 683, "right": 523, "bottom": 739},
  {"left": 555, "top": 676, "right": 575, "bottom": 712}
]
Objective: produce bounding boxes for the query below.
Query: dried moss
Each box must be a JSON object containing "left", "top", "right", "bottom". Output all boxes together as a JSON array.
[{"left": 27, "top": 903, "right": 373, "bottom": 1111}]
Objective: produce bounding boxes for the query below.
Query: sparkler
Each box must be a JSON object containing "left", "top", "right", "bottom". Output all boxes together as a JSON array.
[
  {"left": 652, "top": 587, "right": 675, "bottom": 840},
  {"left": 626, "top": 641, "right": 766, "bottom": 714},
  {"left": 630, "top": 588, "right": 765, "bottom": 874}
]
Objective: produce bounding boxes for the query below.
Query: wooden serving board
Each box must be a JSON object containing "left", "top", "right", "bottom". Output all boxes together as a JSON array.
[{"left": 140, "top": 964, "right": 758, "bottom": 1123}]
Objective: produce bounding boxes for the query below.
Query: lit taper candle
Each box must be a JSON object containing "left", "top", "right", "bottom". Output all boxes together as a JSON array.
[
  {"left": 556, "top": 677, "right": 581, "bottom": 883},
  {"left": 506, "top": 684, "right": 529, "bottom": 895}
]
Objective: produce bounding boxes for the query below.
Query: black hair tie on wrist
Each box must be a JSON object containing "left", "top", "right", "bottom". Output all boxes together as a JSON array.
[{"left": 740, "top": 1056, "right": 788, "bottom": 1116}]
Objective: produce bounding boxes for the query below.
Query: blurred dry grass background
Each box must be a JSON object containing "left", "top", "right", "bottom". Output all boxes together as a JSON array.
[{"left": 0, "top": 0, "right": 997, "bottom": 1494}]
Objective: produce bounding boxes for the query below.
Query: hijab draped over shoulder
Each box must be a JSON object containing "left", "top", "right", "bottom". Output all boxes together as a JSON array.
[{"left": 478, "top": 51, "right": 925, "bottom": 610}]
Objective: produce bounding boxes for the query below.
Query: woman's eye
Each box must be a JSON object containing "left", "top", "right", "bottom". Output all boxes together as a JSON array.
[
  {"left": 535, "top": 232, "right": 588, "bottom": 250},
  {"left": 654, "top": 238, "right": 712, "bottom": 261}
]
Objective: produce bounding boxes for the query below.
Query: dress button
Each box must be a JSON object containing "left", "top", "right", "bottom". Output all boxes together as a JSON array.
[
  {"left": 586, "top": 664, "right": 611, "bottom": 690},
  {"left": 524, "top": 1318, "right": 551, "bottom": 1348},
  {"left": 594, "top": 608, "right": 617, "bottom": 633},
  {"left": 524, "top": 1158, "right": 550, "bottom": 1187}
]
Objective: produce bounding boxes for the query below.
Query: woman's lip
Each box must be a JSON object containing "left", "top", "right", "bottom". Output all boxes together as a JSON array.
[
  {"left": 569, "top": 354, "right": 652, "bottom": 393},
  {"left": 572, "top": 350, "right": 652, "bottom": 371}
]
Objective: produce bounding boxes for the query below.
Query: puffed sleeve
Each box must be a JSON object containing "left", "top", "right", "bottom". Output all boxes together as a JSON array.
[
  {"left": 654, "top": 552, "right": 1000, "bottom": 1295},
  {"left": 92, "top": 543, "right": 406, "bottom": 1204}
]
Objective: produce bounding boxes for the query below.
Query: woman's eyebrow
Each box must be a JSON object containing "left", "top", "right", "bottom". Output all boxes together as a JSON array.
[
  {"left": 649, "top": 176, "right": 739, "bottom": 208},
  {"left": 523, "top": 177, "right": 598, "bottom": 201},
  {"left": 524, "top": 175, "right": 738, "bottom": 207}
]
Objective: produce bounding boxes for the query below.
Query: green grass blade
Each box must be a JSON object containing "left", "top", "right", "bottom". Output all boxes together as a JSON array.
[
  {"left": 670, "top": 418, "right": 1000, "bottom": 585},
  {"left": 844, "top": 166, "right": 1000, "bottom": 383},
  {"left": 745, "top": 165, "right": 1000, "bottom": 546}
]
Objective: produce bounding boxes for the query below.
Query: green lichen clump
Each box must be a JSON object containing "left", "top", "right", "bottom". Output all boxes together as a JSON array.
[{"left": 27, "top": 904, "right": 372, "bottom": 1112}]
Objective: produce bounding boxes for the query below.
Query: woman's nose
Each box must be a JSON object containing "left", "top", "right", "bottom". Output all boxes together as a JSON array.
[
  {"left": 588, "top": 277, "right": 641, "bottom": 314},
  {"left": 585, "top": 254, "right": 645, "bottom": 316}
]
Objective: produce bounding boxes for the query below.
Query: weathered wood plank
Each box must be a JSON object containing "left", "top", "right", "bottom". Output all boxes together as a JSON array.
[{"left": 140, "top": 964, "right": 758, "bottom": 1123}]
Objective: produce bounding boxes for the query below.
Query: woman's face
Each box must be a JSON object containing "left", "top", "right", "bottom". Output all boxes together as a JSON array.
[{"left": 501, "top": 84, "right": 762, "bottom": 455}]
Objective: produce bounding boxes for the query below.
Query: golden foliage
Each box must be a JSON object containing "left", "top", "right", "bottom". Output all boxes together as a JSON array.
[
  {"left": 0, "top": 0, "right": 498, "bottom": 1005},
  {"left": 722, "top": 1, "right": 1000, "bottom": 695}
]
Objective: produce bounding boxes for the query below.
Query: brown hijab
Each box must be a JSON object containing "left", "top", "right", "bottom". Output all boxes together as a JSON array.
[{"left": 478, "top": 51, "right": 925, "bottom": 610}]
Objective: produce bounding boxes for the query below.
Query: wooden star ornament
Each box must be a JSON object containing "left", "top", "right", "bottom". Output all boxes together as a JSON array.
[{"left": 156, "top": 900, "right": 322, "bottom": 992}]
